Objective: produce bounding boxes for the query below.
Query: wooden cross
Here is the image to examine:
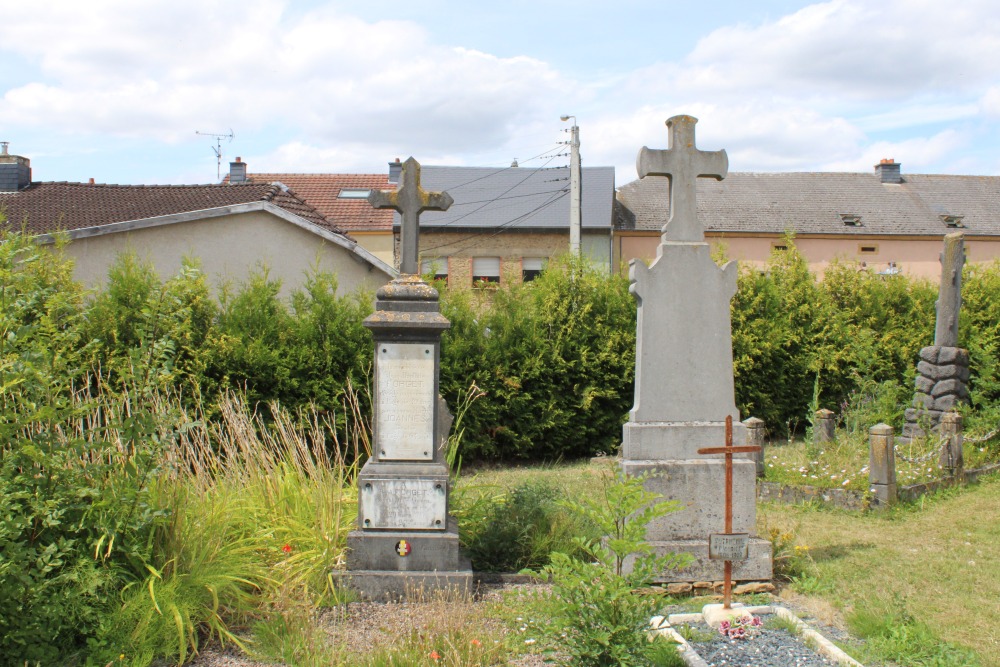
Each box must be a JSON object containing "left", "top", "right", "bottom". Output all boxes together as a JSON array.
[
  {"left": 637, "top": 115, "right": 728, "bottom": 243},
  {"left": 369, "top": 156, "right": 454, "bottom": 275},
  {"left": 698, "top": 415, "right": 761, "bottom": 609}
]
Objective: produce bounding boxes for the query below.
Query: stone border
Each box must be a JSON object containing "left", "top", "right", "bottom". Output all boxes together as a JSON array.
[{"left": 651, "top": 605, "right": 864, "bottom": 667}]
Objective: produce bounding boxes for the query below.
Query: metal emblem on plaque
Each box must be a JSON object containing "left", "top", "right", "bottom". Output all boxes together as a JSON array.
[
  {"left": 360, "top": 478, "right": 447, "bottom": 530},
  {"left": 376, "top": 343, "right": 435, "bottom": 460}
]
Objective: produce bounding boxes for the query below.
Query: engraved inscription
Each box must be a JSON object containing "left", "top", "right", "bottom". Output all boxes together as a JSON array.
[
  {"left": 709, "top": 533, "right": 750, "bottom": 561},
  {"left": 360, "top": 478, "right": 447, "bottom": 530},
  {"left": 377, "top": 344, "right": 435, "bottom": 460}
]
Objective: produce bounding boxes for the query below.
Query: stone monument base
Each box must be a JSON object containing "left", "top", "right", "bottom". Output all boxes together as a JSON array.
[
  {"left": 331, "top": 567, "right": 473, "bottom": 602},
  {"left": 634, "top": 538, "right": 773, "bottom": 583},
  {"left": 902, "top": 345, "right": 969, "bottom": 440}
]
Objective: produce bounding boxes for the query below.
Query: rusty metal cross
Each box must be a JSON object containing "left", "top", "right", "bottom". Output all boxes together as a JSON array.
[
  {"left": 637, "top": 115, "right": 728, "bottom": 243},
  {"left": 369, "top": 157, "right": 454, "bottom": 275},
  {"left": 698, "top": 415, "right": 761, "bottom": 609}
]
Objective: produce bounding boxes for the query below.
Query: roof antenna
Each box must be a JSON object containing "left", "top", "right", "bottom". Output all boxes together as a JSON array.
[{"left": 195, "top": 129, "right": 235, "bottom": 181}]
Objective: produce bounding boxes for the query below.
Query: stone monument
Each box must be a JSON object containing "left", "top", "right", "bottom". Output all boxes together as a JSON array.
[
  {"left": 340, "top": 157, "right": 472, "bottom": 600},
  {"left": 620, "top": 115, "right": 772, "bottom": 583},
  {"left": 902, "top": 232, "right": 969, "bottom": 440}
]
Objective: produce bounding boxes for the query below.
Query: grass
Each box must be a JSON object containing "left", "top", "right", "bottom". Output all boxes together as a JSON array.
[
  {"left": 760, "top": 474, "right": 1000, "bottom": 666},
  {"left": 762, "top": 428, "right": 1000, "bottom": 491}
]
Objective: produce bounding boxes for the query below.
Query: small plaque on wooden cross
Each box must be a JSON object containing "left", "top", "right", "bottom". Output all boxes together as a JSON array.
[
  {"left": 709, "top": 533, "right": 750, "bottom": 561},
  {"left": 698, "top": 415, "right": 761, "bottom": 608}
]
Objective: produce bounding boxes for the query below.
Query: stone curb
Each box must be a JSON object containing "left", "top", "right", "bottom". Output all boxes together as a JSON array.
[{"left": 652, "top": 605, "right": 864, "bottom": 667}]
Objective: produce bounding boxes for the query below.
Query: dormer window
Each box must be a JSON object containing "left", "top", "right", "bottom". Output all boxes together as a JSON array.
[
  {"left": 941, "top": 215, "right": 964, "bottom": 228},
  {"left": 840, "top": 214, "right": 862, "bottom": 227},
  {"left": 338, "top": 189, "right": 371, "bottom": 199}
]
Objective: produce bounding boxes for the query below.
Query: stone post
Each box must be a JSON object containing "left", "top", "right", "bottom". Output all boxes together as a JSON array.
[
  {"left": 814, "top": 409, "right": 835, "bottom": 443},
  {"left": 868, "top": 424, "right": 897, "bottom": 508},
  {"left": 939, "top": 411, "right": 964, "bottom": 478},
  {"left": 744, "top": 417, "right": 766, "bottom": 478}
]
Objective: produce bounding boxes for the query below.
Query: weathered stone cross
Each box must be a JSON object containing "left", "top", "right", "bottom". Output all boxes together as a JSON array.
[
  {"left": 369, "top": 156, "right": 454, "bottom": 275},
  {"left": 637, "top": 115, "right": 728, "bottom": 243},
  {"left": 698, "top": 415, "right": 761, "bottom": 609}
]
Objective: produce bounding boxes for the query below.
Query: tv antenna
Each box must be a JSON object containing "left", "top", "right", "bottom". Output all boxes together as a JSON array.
[{"left": 195, "top": 129, "right": 235, "bottom": 181}]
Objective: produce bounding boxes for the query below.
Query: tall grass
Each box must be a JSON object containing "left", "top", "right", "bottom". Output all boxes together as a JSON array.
[{"left": 90, "top": 390, "right": 364, "bottom": 666}]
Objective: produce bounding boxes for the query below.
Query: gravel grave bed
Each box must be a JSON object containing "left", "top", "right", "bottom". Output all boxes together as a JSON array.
[{"left": 674, "top": 616, "right": 838, "bottom": 667}]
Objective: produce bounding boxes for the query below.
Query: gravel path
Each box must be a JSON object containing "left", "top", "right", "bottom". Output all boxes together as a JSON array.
[{"left": 675, "top": 616, "right": 838, "bottom": 667}]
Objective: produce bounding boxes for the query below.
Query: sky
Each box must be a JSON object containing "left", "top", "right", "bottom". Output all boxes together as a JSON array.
[{"left": 3, "top": 0, "right": 1000, "bottom": 186}]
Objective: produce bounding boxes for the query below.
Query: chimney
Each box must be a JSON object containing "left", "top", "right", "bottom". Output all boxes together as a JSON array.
[
  {"left": 0, "top": 143, "right": 31, "bottom": 192},
  {"left": 388, "top": 158, "right": 402, "bottom": 184},
  {"left": 875, "top": 158, "right": 902, "bottom": 184},
  {"left": 229, "top": 157, "right": 247, "bottom": 184}
]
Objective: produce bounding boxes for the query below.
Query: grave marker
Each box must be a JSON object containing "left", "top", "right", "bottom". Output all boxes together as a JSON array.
[
  {"left": 621, "top": 115, "right": 772, "bottom": 584},
  {"left": 338, "top": 157, "right": 471, "bottom": 600}
]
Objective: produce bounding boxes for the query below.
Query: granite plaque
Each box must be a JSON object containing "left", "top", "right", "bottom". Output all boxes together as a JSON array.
[
  {"left": 376, "top": 343, "right": 435, "bottom": 460},
  {"left": 709, "top": 533, "right": 750, "bottom": 561},
  {"left": 360, "top": 478, "right": 447, "bottom": 530}
]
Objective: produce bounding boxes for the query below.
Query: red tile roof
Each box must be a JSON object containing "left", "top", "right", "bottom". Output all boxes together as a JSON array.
[
  {"left": 0, "top": 181, "right": 350, "bottom": 236},
  {"left": 240, "top": 174, "right": 395, "bottom": 232}
]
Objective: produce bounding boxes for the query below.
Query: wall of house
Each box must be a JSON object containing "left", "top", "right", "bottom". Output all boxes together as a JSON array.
[
  {"left": 64, "top": 210, "right": 393, "bottom": 297},
  {"left": 414, "top": 229, "right": 611, "bottom": 287},
  {"left": 349, "top": 230, "right": 394, "bottom": 266},
  {"left": 616, "top": 231, "right": 1000, "bottom": 280}
]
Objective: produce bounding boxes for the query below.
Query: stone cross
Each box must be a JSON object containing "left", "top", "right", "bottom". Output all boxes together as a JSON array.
[
  {"left": 934, "top": 232, "right": 965, "bottom": 347},
  {"left": 637, "top": 115, "right": 728, "bottom": 243},
  {"left": 697, "top": 415, "right": 761, "bottom": 609},
  {"left": 369, "top": 156, "right": 454, "bottom": 275}
]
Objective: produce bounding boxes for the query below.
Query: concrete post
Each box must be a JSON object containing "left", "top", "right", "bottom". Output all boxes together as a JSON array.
[
  {"left": 814, "top": 409, "right": 836, "bottom": 443},
  {"left": 744, "top": 417, "right": 766, "bottom": 478},
  {"left": 939, "top": 411, "right": 964, "bottom": 478},
  {"left": 868, "top": 424, "right": 897, "bottom": 507}
]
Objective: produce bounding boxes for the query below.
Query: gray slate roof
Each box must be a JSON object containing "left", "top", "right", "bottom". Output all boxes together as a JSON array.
[
  {"left": 400, "top": 165, "right": 615, "bottom": 231},
  {"left": 616, "top": 171, "right": 1000, "bottom": 237}
]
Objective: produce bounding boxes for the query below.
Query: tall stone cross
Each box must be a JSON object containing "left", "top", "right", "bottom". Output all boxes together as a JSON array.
[
  {"left": 369, "top": 156, "right": 454, "bottom": 275},
  {"left": 637, "top": 115, "right": 728, "bottom": 243},
  {"left": 697, "top": 416, "right": 761, "bottom": 609}
]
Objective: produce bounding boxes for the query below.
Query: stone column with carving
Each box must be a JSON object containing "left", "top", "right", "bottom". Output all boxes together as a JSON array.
[
  {"left": 903, "top": 233, "right": 969, "bottom": 440},
  {"left": 337, "top": 158, "right": 471, "bottom": 600}
]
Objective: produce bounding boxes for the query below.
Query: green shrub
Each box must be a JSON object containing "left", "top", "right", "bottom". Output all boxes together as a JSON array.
[{"left": 461, "top": 481, "right": 591, "bottom": 572}]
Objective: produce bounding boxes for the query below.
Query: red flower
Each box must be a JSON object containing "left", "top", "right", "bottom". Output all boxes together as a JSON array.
[
  {"left": 471, "top": 639, "right": 481, "bottom": 647},
  {"left": 429, "top": 650, "right": 441, "bottom": 660},
  {"left": 282, "top": 544, "right": 292, "bottom": 554}
]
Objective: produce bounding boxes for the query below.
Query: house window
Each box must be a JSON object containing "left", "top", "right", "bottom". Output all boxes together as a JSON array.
[
  {"left": 771, "top": 242, "right": 788, "bottom": 251},
  {"left": 840, "top": 213, "right": 862, "bottom": 227},
  {"left": 338, "top": 189, "right": 371, "bottom": 199},
  {"left": 522, "top": 257, "right": 546, "bottom": 282},
  {"left": 472, "top": 257, "right": 501, "bottom": 286},
  {"left": 940, "top": 215, "right": 964, "bottom": 228},
  {"left": 859, "top": 244, "right": 879, "bottom": 255},
  {"left": 421, "top": 258, "right": 449, "bottom": 284}
]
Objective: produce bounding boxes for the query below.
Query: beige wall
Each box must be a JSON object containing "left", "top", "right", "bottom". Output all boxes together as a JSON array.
[
  {"left": 616, "top": 231, "right": 1000, "bottom": 280},
  {"left": 350, "top": 231, "right": 394, "bottom": 266},
  {"left": 65, "top": 211, "right": 393, "bottom": 296}
]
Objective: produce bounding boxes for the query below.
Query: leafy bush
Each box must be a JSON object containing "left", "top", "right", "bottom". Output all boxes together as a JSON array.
[
  {"left": 461, "top": 481, "right": 591, "bottom": 572},
  {"left": 439, "top": 256, "right": 635, "bottom": 459}
]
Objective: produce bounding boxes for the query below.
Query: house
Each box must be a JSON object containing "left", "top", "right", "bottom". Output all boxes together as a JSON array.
[
  {"left": 226, "top": 158, "right": 395, "bottom": 266},
  {"left": 615, "top": 160, "right": 1000, "bottom": 279},
  {"left": 0, "top": 147, "right": 394, "bottom": 296},
  {"left": 404, "top": 163, "right": 616, "bottom": 286}
]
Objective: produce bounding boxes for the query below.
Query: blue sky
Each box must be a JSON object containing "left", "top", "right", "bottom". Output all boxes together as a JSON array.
[{"left": 3, "top": 0, "right": 999, "bottom": 185}]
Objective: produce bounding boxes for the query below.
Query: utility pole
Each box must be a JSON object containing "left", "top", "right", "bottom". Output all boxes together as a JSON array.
[{"left": 561, "top": 115, "right": 582, "bottom": 256}]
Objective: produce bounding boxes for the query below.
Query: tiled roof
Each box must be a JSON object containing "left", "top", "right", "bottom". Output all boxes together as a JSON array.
[
  {"left": 239, "top": 173, "right": 394, "bottom": 232},
  {"left": 413, "top": 165, "right": 615, "bottom": 231},
  {"left": 0, "top": 181, "right": 349, "bottom": 236},
  {"left": 616, "top": 171, "right": 1000, "bottom": 237}
]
